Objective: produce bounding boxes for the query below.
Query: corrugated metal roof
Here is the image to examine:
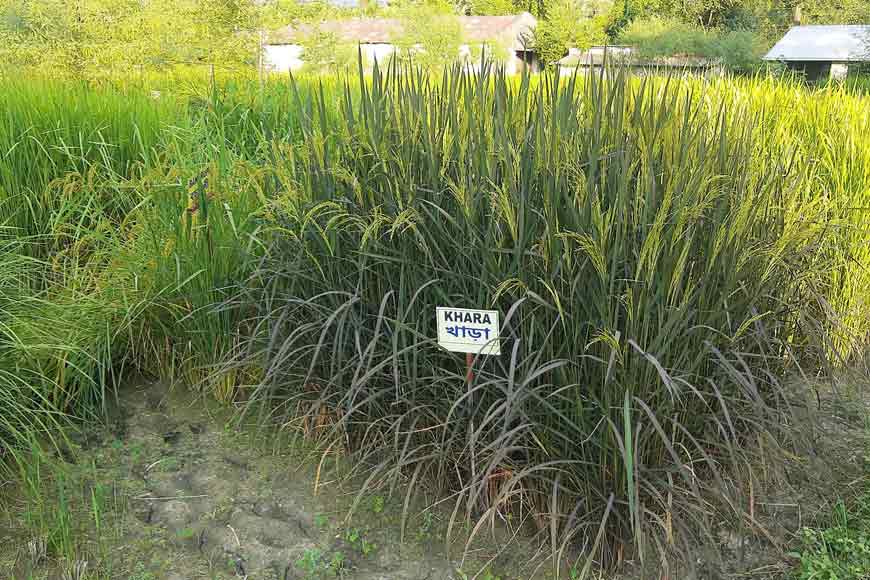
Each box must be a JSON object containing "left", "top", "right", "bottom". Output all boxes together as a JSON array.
[
  {"left": 764, "top": 25, "right": 870, "bottom": 62},
  {"left": 268, "top": 13, "right": 536, "bottom": 48}
]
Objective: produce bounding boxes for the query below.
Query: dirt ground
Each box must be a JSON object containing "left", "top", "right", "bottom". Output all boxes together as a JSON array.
[
  {"left": 2, "top": 377, "right": 551, "bottom": 580},
  {"left": 2, "top": 370, "right": 868, "bottom": 580}
]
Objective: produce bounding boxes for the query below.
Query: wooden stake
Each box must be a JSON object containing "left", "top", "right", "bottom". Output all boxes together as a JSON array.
[{"left": 465, "top": 352, "right": 474, "bottom": 385}]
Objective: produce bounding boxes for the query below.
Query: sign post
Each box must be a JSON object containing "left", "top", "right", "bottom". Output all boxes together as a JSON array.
[{"left": 436, "top": 307, "right": 501, "bottom": 386}]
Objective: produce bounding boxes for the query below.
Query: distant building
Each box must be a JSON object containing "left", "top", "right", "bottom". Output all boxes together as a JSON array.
[
  {"left": 764, "top": 25, "right": 870, "bottom": 81},
  {"left": 263, "top": 13, "right": 539, "bottom": 74},
  {"left": 555, "top": 46, "right": 630, "bottom": 76},
  {"left": 555, "top": 46, "right": 723, "bottom": 77}
]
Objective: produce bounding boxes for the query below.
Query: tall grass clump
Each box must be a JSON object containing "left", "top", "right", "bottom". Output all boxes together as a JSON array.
[
  {"left": 0, "top": 76, "right": 264, "bottom": 451},
  {"left": 227, "top": 63, "right": 861, "bottom": 573},
  {"left": 708, "top": 75, "right": 870, "bottom": 356},
  {"left": 0, "top": 79, "right": 178, "bottom": 256},
  {"left": 119, "top": 127, "right": 265, "bottom": 394},
  {"left": 0, "top": 237, "right": 66, "bottom": 471}
]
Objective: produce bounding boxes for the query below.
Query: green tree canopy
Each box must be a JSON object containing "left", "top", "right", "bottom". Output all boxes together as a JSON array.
[
  {"left": 0, "top": 0, "right": 260, "bottom": 76},
  {"left": 394, "top": 2, "right": 464, "bottom": 66}
]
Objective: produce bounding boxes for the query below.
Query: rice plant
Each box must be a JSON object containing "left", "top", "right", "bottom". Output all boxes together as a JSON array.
[
  {"left": 0, "top": 75, "right": 266, "bottom": 429},
  {"left": 224, "top": 62, "right": 866, "bottom": 573},
  {"left": 0, "top": 61, "right": 867, "bottom": 575},
  {"left": 0, "top": 78, "right": 177, "bottom": 257},
  {"left": 0, "top": 237, "right": 67, "bottom": 472}
]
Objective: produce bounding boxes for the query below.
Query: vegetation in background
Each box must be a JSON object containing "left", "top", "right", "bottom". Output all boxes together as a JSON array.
[
  {"left": 615, "top": 0, "right": 870, "bottom": 31},
  {"left": 0, "top": 0, "right": 260, "bottom": 75},
  {"left": 617, "top": 16, "right": 762, "bottom": 70},
  {"left": 299, "top": 27, "right": 358, "bottom": 72},
  {"left": 585, "top": 0, "right": 870, "bottom": 69},
  {"left": 533, "top": 0, "right": 612, "bottom": 65},
  {"left": 394, "top": 2, "right": 465, "bottom": 67},
  {"left": 4, "top": 0, "right": 870, "bottom": 75}
]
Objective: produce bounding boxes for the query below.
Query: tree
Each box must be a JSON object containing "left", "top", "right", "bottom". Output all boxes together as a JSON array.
[
  {"left": 394, "top": 2, "right": 464, "bottom": 67},
  {"left": 190, "top": 0, "right": 259, "bottom": 64},
  {"left": 299, "top": 27, "right": 356, "bottom": 72},
  {"left": 0, "top": 0, "right": 263, "bottom": 75},
  {"left": 534, "top": 0, "right": 611, "bottom": 66},
  {"left": 466, "top": 0, "right": 517, "bottom": 15}
]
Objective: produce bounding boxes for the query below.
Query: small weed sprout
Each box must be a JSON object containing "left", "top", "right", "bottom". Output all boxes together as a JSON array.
[{"left": 370, "top": 495, "right": 385, "bottom": 515}]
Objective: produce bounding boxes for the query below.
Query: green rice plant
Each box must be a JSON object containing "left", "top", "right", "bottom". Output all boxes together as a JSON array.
[
  {"left": 0, "top": 78, "right": 179, "bottom": 258},
  {"left": 0, "top": 75, "right": 266, "bottom": 418},
  {"left": 703, "top": 75, "right": 870, "bottom": 356},
  {"left": 4, "top": 439, "right": 117, "bottom": 578},
  {"left": 0, "top": 60, "right": 867, "bottom": 576},
  {"left": 0, "top": 83, "right": 172, "bottom": 428},
  {"left": 0, "top": 237, "right": 68, "bottom": 469},
  {"left": 225, "top": 61, "right": 864, "bottom": 573},
  {"left": 111, "top": 110, "right": 268, "bottom": 395},
  {"left": 13, "top": 441, "right": 75, "bottom": 559}
]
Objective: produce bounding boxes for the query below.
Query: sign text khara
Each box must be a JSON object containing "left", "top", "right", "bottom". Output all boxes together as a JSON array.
[{"left": 435, "top": 307, "right": 501, "bottom": 355}]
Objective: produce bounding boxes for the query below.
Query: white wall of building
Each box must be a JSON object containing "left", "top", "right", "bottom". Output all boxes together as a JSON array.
[
  {"left": 264, "top": 42, "right": 534, "bottom": 73},
  {"left": 360, "top": 43, "right": 397, "bottom": 66},
  {"left": 830, "top": 62, "right": 849, "bottom": 80},
  {"left": 264, "top": 43, "right": 400, "bottom": 72},
  {"left": 458, "top": 43, "right": 526, "bottom": 74},
  {"left": 263, "top": 44, "right": 304, "bottom": 72}
]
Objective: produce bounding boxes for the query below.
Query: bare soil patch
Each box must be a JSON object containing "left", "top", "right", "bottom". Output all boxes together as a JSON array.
[{"left": 3, "top": 377, "right": 549, "bottom": 579}]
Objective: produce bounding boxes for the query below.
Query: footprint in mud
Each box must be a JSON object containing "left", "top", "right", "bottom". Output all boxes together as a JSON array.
[
  {"left": 199, "top": 513, "right": 320, "bottom": 577},
  {"left": 96, "top": 379, "right": 521, "bottom": 579}
]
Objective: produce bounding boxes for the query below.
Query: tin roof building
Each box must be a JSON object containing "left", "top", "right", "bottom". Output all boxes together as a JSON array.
[
  {"left": 764, "top": 25, "right": 870, "bottom": 81},
  {"left": 264, "top": 13, "right": 539, "bottom": 74}
]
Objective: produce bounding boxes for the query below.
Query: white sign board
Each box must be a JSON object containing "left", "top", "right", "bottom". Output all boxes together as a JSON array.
[{"left": 436, "top": 307, "right": 501, "bottom": 355}]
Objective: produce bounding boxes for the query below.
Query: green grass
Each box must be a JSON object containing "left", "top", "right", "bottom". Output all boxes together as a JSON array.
[
  {"left": 795, "top": 494, "right": 870, "bottom": 580},
  {"left": 2, "top": 440, "right": 118, "bottom": 580},
  {"left": 791, "top": 371, "right": 870, "bottom": 580},
  {"left": 0, "top": 62, "right": 867, "bottom": 576}
]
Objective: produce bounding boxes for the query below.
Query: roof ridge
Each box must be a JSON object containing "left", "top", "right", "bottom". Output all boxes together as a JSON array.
[{"left": 764, "top": 25, "right": 870, "bottom": 62}]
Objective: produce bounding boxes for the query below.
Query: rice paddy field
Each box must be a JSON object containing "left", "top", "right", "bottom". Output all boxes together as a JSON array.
[{"left": 0, "top": 63, "right": 868, "bottom": 579}]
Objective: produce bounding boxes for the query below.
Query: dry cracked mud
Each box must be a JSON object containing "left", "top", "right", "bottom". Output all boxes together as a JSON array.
[
  {"left": 3, "top": 377, "right": 545, "bottom": 579},
  {"left": 6, "top": 374, "right": 866, "bottom": 580}
]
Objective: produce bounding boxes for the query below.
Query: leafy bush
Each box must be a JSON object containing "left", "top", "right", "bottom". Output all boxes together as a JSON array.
[
  {"left": 618, "top": 16, "right": 762, "bottom": 71},
  {"left": 534, "top": 0, "right": 612, "bottom": 66},
  {"left": 0, "top": 0, "right": 261, "bottom": 76},
  {"left": 795, "top": 495, "right": 870, "bottom": 580},
  {"left": 394, "top": 4, "right": 464, "bottom": 68},
  {"left": 300, "top": 28, "right": 357, "bottom": 73}
]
